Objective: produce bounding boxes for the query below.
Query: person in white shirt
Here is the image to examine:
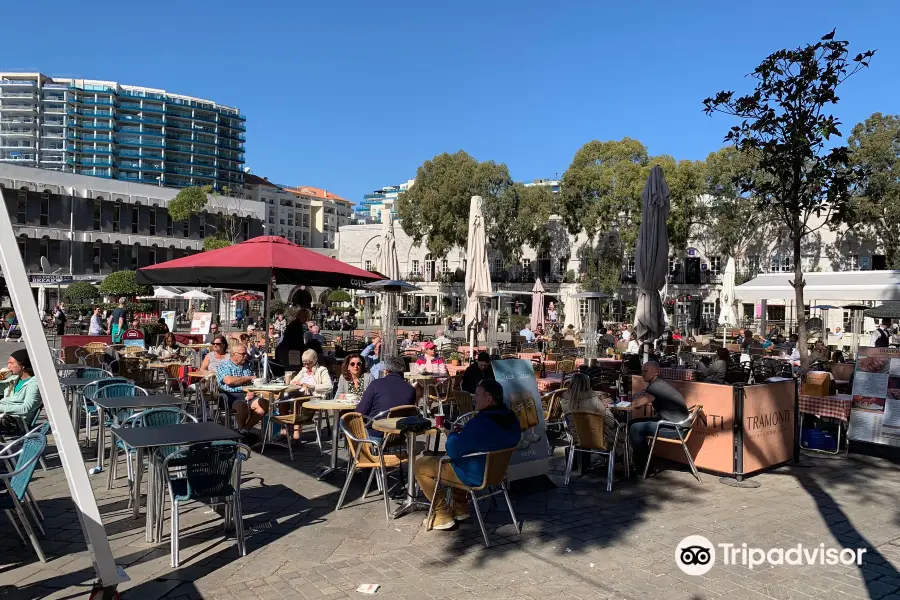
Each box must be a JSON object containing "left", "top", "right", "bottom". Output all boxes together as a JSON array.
[
  {"left": 88, "top": 306, "right": 105, "bottom": 336},
  {"left": 621, "top": 329, "right": 632, "bottom": 342},
  {"left": 519, "top": 326, "right": 535, "bottom": 343},
  {"left": 626, "top": 339, "right": 641, "bottom": 354},
  {"left": 432, "top": 329, "right": 452, "bottom": 351}
]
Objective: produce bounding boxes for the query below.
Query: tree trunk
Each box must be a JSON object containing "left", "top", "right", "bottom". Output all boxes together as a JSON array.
[{"left": 792, "top": 226, "right": 808, "bottom": 373}]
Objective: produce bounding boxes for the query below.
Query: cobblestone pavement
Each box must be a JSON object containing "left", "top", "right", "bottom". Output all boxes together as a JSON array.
[{"left": 2, "top": 427, "right": 900, "bottom": 600}]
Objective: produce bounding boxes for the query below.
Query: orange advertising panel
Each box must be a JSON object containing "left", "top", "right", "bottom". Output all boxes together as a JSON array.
[
  {"left": 632, "top": 376, "right": 735, "bottom": 474},
  {"left": 741, "top": 380, "right": 795, "bottom": 474}
]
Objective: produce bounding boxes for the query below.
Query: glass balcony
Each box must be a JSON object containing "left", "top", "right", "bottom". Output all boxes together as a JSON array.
[
  {"left": 77, "top": 98, "right": 115, "bottom": 106},
  {"left": 43, "top": 83, "right": 68, "bottom": 89},
  {"left": 0, "top": 104, "right": 36, "bottom": 111},
  {"left": 167, "top": 110, "right": 192, "bottom": 120},
  {"left": 68, "top": 146, "right": 113, "bottom": 154},
  {"left": 120, "top": 90, "right": 164, "bottom": 101},
  {"left": 41, "top": 121, "right": 66, "bottom": 127},
  {"left": 68, "top": 157, "right": 113, "bottom": 166},
  {"left": 0, "top": 79, "right": 36, "bottom": 86},
  {"left": 74, "top": 123, "right": 114, "bottom": 130},
  {"left": 116, "top": 137, "right": 165, "bottom": 148},
  {"left": 193, "top": 112, "right": 217, "bottom": 123},
  {"left": 192, "top": 137, "right": 216, "bottom": 147},
  {"left": 118, "top": 101, "right": 166, "bottom": 113},
  {"left": 117, "top": 114, "right": 165, "bottom": 126}
]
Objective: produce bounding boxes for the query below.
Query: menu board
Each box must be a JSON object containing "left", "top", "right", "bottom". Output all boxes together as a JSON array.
[
  {"left": 491, "top": 359, "right": 552, "bottom": 481},
  {"left": 848, "top": 347, "right": 900, "bottom": 446},
  {"left": 190, "top": 312, "right": 212, "bottom": 335}
]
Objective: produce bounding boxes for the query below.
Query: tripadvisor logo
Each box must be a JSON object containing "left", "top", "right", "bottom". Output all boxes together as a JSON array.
[{"left": 675, "top": 535, "right": 867, "bottom": 575}]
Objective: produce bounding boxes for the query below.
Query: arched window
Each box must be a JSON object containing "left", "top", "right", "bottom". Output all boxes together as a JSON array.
[
  {"left": 149, "top": 204, "right": 157, "bottom": 236},
  {"left": 40, "top": 190, "right": 51, "bottom": 227},
  {"left": 92, "top": 198, "right": 101, "bottom": 231},
  {"left": 16, "top": 189, "right": 27, "bottom": 224},
  {"left": 40, "top": 235, "right": 50, "bottom": 261},
  {"left": 17, "top": 234, "right": 27, "bottom": 261},
  {"left": 149, "top": 244, "right": 158, "bottom": 265},
  {"left": 112, "top": 241, "right": 121, "bottom": 271},
  {"left": 131, "top": 242, "right": 140, "bottom": 270},
  {"left": 113, "top": 199, "right": 122, "bottom": 233},
  {"left": 92, "top": 241, "right": 102, "bottom": 274},
  {"left": 167, "top": 245, "right": 175, "bottom": 262},
  {"left": 132, "top": 201, "right": 140, "bottom": 234}
]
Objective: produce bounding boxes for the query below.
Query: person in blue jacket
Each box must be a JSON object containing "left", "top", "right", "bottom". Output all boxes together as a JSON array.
[{"left": 415, "top": 378, "right": 521, "bottom": 531}]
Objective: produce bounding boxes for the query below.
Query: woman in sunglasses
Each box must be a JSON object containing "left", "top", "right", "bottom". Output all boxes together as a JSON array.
[
  {"left": 201, "top": 336, "right": 230, "bottom": 373},
  {"left": 335, "top": 353, "right": 372, "bottom": 400}
]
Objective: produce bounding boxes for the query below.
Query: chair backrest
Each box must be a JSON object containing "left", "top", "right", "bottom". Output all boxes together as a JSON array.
[
  {"left": 82, "top": 377, "right": 130, "bottom": 401},
  {"left": 341, "top": 412, "right": 378, "bottom": 464},
  {"left": 140, "top": 407, "right": 196, "bottom": 427},
  {"left": 568, "top": 411, "right": 608, "bottom": 451},
  {"left": 1, "top": 430, "right": 47, "bottom": 501},
  {"left": 183, "top": 442, "right": 240, "bottom": 498},
  {"left": 80, "top": 368, "right": 111, "bottom": 382},
  {"left": 96, "top": 381, "right": 143, "bottom": 399},
  {"left": 452, "top": 390, "right": 474, "bottom": 415},
  {"left": 475, "top": 447, "right": 517, "bottom": 490},
  {"left": 557, "top": 359, "right": 576, "bottom": 374},
  {"left": 544, "top": 389, "right": 565, "bottom": 422}
]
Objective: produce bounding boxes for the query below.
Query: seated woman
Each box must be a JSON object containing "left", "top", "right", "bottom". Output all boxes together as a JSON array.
[
  {"left": 335, "top": 353, "right": 373, "bottom": 399},
  {"left": 560, "top": 373, "right": 624, "bottom": 454},
  {"left": 414, "top": 342, "right": 447, "bottom": 375},
  {"left": 704, "top": 347, "right": 731, "bottom": 384},
  {"left": 289, "top": 349, "right": 333, "bottom": 397},
  {"left": 626, "top": 338, "right": 641, "bottom": 354},
  {"left": 154, "top": 332, "right": 181, "bottom": 360},
  {"left": 200, "top": 335, "right": 230, "bottom": 372},
  {"left": 0, "top": 349, "right": 41, "bottom": 433}
]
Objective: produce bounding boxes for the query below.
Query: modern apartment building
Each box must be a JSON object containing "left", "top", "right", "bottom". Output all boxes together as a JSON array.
[
  {"left": 355, "top": 179, "right": 415, "bottom": 223},
  {"left": 243, "top": 175, "right": 354, "bottom": 249},
  {"left": 0, "top": 72, "right": 245, "bottom": 191},
  {"left": 0, "top": 163, "right": 264, "bottom": 307}
]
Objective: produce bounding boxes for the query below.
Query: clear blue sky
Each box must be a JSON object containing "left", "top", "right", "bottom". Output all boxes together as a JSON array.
[{"left": 5, "top": 1, "right": 898, "bottom": 204}]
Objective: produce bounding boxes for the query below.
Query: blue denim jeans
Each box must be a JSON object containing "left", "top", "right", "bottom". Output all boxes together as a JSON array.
[{"left": 629, "top": 417, "right": 682, "bottom": 474}]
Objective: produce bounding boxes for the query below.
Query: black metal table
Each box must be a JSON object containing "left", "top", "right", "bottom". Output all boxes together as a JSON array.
[
  {"left": 92, "top": 394, "right": 189, "bottom": 476},
  {"left": 59, "top": 376, "right": 104, "bottom": 431},
  {"left": 109, "top": 422, "right": 239, "bottom": 541}
]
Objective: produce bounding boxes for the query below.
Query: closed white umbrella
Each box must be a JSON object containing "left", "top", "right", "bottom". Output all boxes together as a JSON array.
[
  {"left": 465, "top": 195, "right": 493, "bottom": 359},
  {"left": 181, "top": 289, "right": 213, "bottom": 300},
  {"left": 530, "top": 278, "right": 545, "bottom": 332},
  {"left": 377, "top": 208, "right": 401, "bottom": 358},
  {"left": 718, "top": 257, "right": 737, "bottom": 345},
  {"left": 634, "top": 166, "right": 670, "bottom": 354},
  {"left": 563, "top": 289, "right": 582, "bottom": 332}
]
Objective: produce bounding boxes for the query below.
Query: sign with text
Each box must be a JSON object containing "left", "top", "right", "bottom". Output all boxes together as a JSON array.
[
  {"left": 848, "top": 346, "right": 900, "bottom": 447},
  {"left": 190, "top": 312, "right": 212, "bottom": 335},
  {"left": 492, "top": 359, "right": 551, "bottom": 481},
  {"left": 160, "top": 310, "right": 176, "bottom": 333}
]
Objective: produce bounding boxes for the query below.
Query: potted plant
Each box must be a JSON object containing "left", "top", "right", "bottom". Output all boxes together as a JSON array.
[{"left": 449, "top": 351, "right": 461, "bottom": 366}]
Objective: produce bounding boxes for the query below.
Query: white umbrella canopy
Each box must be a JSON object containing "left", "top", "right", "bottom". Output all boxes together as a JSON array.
[
  {"left": 563, "top": 289, "right": 582, "bottom": 332},
  {"left": 633, "top": 165, "right": 670, "bottom": 342},
  {"left": 181, "top": 289, "right": 213, "bottom": 300},
  {"left": 377, "top": 208, "right": 401, "bottom": 358},
  {"left": 465, "top": 195, "right": 493, "bottom": 357},
  {"left": 718, "top": 257, "right": 738, "bottom": 342},
  {"left": 530, "top": 278, "right": 546, "bottom": 331}
]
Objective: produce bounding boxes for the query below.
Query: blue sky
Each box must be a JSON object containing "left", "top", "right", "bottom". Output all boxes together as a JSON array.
[{"left": 5, "top": 1, "right": 898, "bottom": 204}]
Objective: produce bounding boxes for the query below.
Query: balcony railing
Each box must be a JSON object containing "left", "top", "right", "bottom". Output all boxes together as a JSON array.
[
  {"left": 117, "top": 113, "right": 165, "bottom": 125},
  {"left": 118, "top": 101, "right": 166, "bottom": 113},
  {"left": 116, "top": 137, "right": 164, "bottom": 148},
  {"left": 120, "top": 89, "right": 165, "bottom": 101},
  {"left": 0, "top": 79, "right": 36, "bottom": 86}
]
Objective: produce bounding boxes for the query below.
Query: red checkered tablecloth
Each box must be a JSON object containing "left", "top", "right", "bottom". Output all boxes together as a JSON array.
[
  {"left": 457, "top": 345, "right": 487, "bottom": 356},
  {"left": 660, "top": 368, "right": 699, "bottom": 381},
  {"left": 517, "top": 352, "right": 542, "bottom": 360},
  {"left": 799, "top": 393, "right": 853, "bottom": 423},
  {"left": 536, "top": 374, "right": 564, "bottom": 392},
  {"left": 446, "top": 364, "right": 467, "bottom": 376}
]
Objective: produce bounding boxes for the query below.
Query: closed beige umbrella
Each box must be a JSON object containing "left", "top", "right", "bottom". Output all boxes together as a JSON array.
[{"left": 465, "top": 196, "right": 493, "bottom": 359}]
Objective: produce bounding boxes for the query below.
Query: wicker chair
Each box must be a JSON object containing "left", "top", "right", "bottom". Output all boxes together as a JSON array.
[
  {"left": 336, "top": 412, "right": 408, "bottom": 521},
  {"left": 450, "top": 390, "right": 474, "bottom": 419},
  {"left": 260, "top": 394, "right": 318, "bottom": 460},
  {"left": 366, "top": 405, "right": 420, "bottom": 452},
  {"left": 564, "top": 411, "right": 627, "bottom": 491},
  {"left": 643, "top": 404, "right": 703, "bottom": 482},
  {"left": 424, "top": 447, "right": 520, "bottom": 547},
  {"left": 556, "top": 359, "right": 577, "bottom": 375},
  {"left": 542, "top": 387, "right": 568, "bottom": 432}
]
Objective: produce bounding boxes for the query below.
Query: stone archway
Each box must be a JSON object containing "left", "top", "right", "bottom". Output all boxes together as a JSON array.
[{"left": 289, "top": 287, "right": 313, "bottom": 308}]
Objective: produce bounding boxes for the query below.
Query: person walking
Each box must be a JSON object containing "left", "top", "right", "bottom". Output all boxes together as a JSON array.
[{"left": 53, "top": 303, "right": 67, "bottom": 336}]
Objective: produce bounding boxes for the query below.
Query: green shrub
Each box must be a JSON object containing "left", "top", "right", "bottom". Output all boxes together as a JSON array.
[
  {"left": 98, "top": 271, "right": 153, "bottom": 297},
  {"left": 327, "top": 290, "right": 351, "bottom": 305},
  {"left": 64, "top": 282, "right": 99, "bottom": 302}
]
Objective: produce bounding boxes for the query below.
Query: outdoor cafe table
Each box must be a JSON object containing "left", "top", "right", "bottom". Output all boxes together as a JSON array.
[
  {"left": 302, "top": 398, "right": 359, "bottom": 480},
  {"left": 798, "top": 393, "right": 853, "bottom": 455},
  {"left": 93, "top": 394, "right": 189, "bottom": 476},
  {"left": 109, "top": 421, "right": 239, "bottom": 542},
  {"left": 446, "top": 364, "right": 466, "bottom": 377},
  {"left": 536, "top": 373, "right": 565, "bottom": 392},
  {"left": 659, "top": 367, "right": 699, "bottom": 382},
  {"left": 372, "top": 417, "right": 440, "bottom": 519}
]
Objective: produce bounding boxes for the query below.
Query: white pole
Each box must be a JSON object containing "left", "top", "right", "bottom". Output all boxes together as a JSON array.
[{"left": 0, "top": 204, "right": 126, "bottom": 592}]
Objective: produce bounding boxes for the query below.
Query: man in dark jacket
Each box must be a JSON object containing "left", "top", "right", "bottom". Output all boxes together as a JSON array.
[
  {"left": 355, "top": 356, "right": 415, "bottom": 437},
  {"left": 628, "top": 361, "right": 690, "bottom": 477},
  {"left": 416, "top": 379, "right": 521, "bottom": 531},
  {"left": 461, "top": 352, "right": 494, "bottom": 394}
]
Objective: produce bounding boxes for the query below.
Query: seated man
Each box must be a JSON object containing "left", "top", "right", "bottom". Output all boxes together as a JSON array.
[
  {"left": 416, "top": 379, "right": 521, "bottom": 530},
  {"left": 432, "top": 329, "right": 452, "bottom": 352},
  {"left": 216, "top": 344, "right": 269, "bottom": 439},
  {"left": 0, "top": 349, "right": 41, "bottom": 432},
  {"left": 355, "top": 356, "right": 416, "bottom": 436},
  {"left": 628, "top": 361, "right": 690, "bottom": 477},
  {"left": 461, "top": 352, "right": 494, "bottom": 394}
]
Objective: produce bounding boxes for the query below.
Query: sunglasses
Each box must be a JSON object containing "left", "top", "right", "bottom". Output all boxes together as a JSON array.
[{"left": 349, "top": 361, "right": 363, "bottom": 367}]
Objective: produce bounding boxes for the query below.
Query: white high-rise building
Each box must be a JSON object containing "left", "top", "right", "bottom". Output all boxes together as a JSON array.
[{"left": 0, "top": 72, "right": 245, "bottom": 191}]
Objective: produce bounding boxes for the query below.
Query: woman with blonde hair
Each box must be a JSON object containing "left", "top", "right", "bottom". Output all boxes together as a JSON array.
[{"left": 561, "top": 373, "right": 624, "bottom": 454}]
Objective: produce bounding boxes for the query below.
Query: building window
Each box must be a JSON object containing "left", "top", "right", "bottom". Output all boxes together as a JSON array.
[
  {"left": 93, "top": 200, "right": 101, "bottom": 231},
  {"left": 40, "top": 192, "right": 50, "bottom": 227},
  {"left": 112, "top": 201, "right": 121, "bottom": 233},
  {"left": 668, "top": 257, "right": 677, "bottom": 274},
  {"left": 183, "top": 219, "right": 189, "bottom": 237},
  {"left": 242, "top": 219, "right": 249, "bottom": 240},
  {"left": 131, "top": 243, "right": 140, "bottom": 270},
  {"left": 199, "top": 215, "right": 206, "bottom": 239},
  {"left": 743, "top": 255, "right": 760, "bottom": 274},
  {"left": 849, "top": 255, "right": 860, "bottom": 271},
  {"left": 149, "top": 206, "right": 156, "bottom": 235},
  {"left": 770, "top": 254, "right": 792, "bottom": 273},
  {"left": 166, "top": 214, "right": 173, "bottom": 236},
  {"left": 39, "top": 236, "right": 49, "bottom": 260},
  {"left": 92, "top": 242, "right": 101, "bottom": 274},
  {"left": 411, "top": 259, "right": 420, "bottom": 276},
  {"left": 149, "top": 245, "right": 157, "bottom": 265},
  {"left": 522, "top": 258, "right": 531, "bottom": 272},
  {"left": 365, "top": 260, "right": 373, "bottom": 271},
  {"left": 626, "top": 256, "right": 636, "bottom": 277},
  {"left": 132, "top": 203, "right": 139, "bottom": 234},
  {"left": 16, "top": 191, "right": 27, "bottom": 224},
  {"left": 702, "top": 302, "right": 715, "bottom": 316},
  {"left": 111, "top": 243, "right": 120, "bottom": 271},
  {"left": 441, "top": 259, "right": 450, "bottom": 274},
  {"left": 17, "top": 235, "right": 26, "bottom": 261},
  {"left": 709, "top": 256, "right": 721, "bottom": 276},
  {"left": 167, "top": 245, "right": 175, "bottom": 262}
]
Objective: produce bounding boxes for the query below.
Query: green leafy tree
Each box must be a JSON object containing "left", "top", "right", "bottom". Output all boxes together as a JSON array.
[
  {"left": 203, "top": 235, "right": 232, "bottom": 251},
  {"left": 327, "top": 290, "right": 351, "bottom": 305},
  {"left": 703, "top": 29, "right": 874, "bottom": 369},
  {"left": 64, "top": 282, "right": 99, "bottom": 303},
  {"left": 847, "top": 113, "right": 900, "bottom": 267},
  {"left": 98, "top": 270, "right": 153, "bottom": 297},
  {"left": 167, "top": 186, "right": 212, "bottom": 222},
  {"left": 397, "top": 151, "right": 513, "bottom": 259},
  {"left": 488, "top": 183, "right": 556, "bottom": 261},
  {"left": 578, "top": 230, "right": 623, "bottom": 295}
]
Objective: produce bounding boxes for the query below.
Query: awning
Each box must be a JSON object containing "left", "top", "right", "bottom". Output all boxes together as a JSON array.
[{"left": 735, "top": 271, "right": 900, "bottom": 302}]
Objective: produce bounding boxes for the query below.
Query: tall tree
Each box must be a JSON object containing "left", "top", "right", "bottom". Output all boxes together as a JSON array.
[
  {"left": 168, "top": 185, "right": 245, "bottom": 250},
  {"left": 489, "top": 183, "right": 556, "bottom": 262},
  {"left": 847, "top": 113, "right": 900, "bottom": 267},
  {"left": 652, "top": 156, "right": 707, "bottom": 253},
  {"left": 397, "top": 151, "right": 513, "bottom": 259},
  {"left": 703, "top": 30, "right": 874, "bottom": 370}
]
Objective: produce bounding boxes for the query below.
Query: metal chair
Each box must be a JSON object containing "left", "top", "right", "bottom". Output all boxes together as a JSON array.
[
  {"left": 260, "top": 394, "right": 316, "bottom": 460},
  {"left": 424, "top": 447, "right": 520, "bottom": 547},
  {"left": 0, "top": 428, "right": 48, "bottom": 562},
  {"left": 563, "top": 411, "right": 626, "bottom": 491},
  {"left": 163, "top": 442, "right": 251, "bottom": 567},
  {"left": 336, "top": 412, "right": 407, "bottom": 521},
  {"left": 642, "top": 404, "right": 703, "bottom": 482},
  {"left": 542, "top": 388, "right": 568, "bottom": 433},
  {"left": 81, "top": 377, "right": 135, "bottom": 446}
]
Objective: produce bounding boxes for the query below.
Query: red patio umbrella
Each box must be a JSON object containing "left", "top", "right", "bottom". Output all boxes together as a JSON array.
[
  {"left": 231, "top": 292, "right": 263, "bottom": 301},
  {"left": 136, "top": 236, "right": 382, "bottom": 291}
]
